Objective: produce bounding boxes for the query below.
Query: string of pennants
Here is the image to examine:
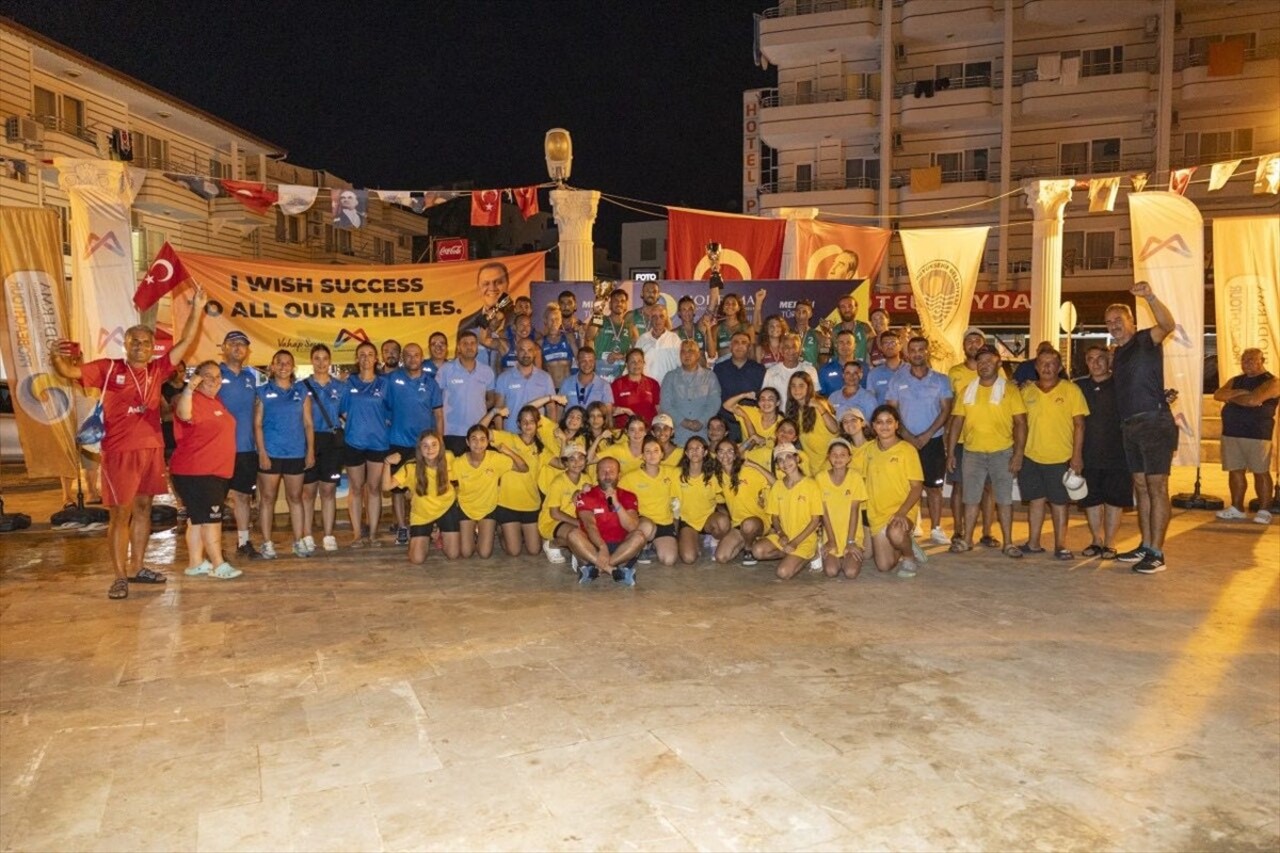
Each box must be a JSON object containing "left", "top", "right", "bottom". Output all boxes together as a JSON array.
[{"left": 158, "top": 172, "right": 553, "bottom": 229}]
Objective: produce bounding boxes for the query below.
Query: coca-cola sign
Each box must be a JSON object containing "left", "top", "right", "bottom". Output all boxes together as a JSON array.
[{"left": 435, "top": 238, "right": 469, "bottom": 263}]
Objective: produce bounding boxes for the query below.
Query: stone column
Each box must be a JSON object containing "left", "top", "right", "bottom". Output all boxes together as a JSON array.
[
  {"left": 550, "top": 188, "right": 600, "bottom": 282},
  {"left": 1024, "top": 179, "right": 1074, "bottom": 350}
]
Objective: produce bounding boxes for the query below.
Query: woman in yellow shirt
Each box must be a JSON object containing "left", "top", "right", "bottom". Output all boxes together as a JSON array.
[
  {"left": 711, "top": 439, "right": 775, "bottom": 565},
  {"left": 592, "top": 415, "right": 648, "bottom": 477},
  {"left": 538, "top": 443, "right": 593, "bottom": 563},
  {"left": 785, "top": 372, "right": 840, "bottom": 474},
  {"left": 486, "top": 406, "right": 546, "bottom": 558},
  {"left": 451, "top": 424, "right": 529, "bottom": 559},
  {"left": 750, "top": 442, "right": 824, "bottom": 580},
  {"left": 727, "top": 386, "right": 782, "bottom": 467},
  {"left": 815, "top": 438, "right": 868, "bottom": 579},
  {"left": 619, "top": 436, "right": 681, "bottom": 565},
  {"left": 675, "top": 436, "right": 731, "bottom": 564},
  {"left": 649, "top": 414, "right": 684, "bottom": 467},
  {"left": 382, "top": 431, "right": 457, "bottom": 565},
  {"left": 863, "top": 404, "right": 925, "bottom": 578}
]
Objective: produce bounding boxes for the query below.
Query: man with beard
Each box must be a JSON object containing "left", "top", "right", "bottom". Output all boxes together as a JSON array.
[
  {"left": 438, "top": 330, "right": 497, "bottom": 455},
  {"left": 886, "top": 336, "right": 954, "bottom": 546},
  {"left": 217, "top": 329, "right": 263, "bottom": 560},
  {"left": 1076, "top": 344, "right": 1133, "bottom": 559},
  {"left": 495, "top": 337, "right": 560, "bottom": 422},
  {"left": 713, "top": 331, "right": 765, "bottom": 442},
  {"left": 832, "top": 293, "right": 874, "bottom": 363},
  {"left": 628, "top": 280, "right": 662, "bottom": 338},
  {"left": 586, "top": 289, "right": 634, "bottom": 380},
  {"left": 569, "top": 457, "right": 646, "bottom": 586},
  {"left": 379, "top": 339, "right": 401, "bottom": 375},
  {"left": 947, "top": 328, "right": 998, "bottom": 548}
]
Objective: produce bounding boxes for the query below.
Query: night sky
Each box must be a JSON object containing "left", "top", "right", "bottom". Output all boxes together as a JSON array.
[{"left": 5, "top": 0, "right": 774, "bottom": 256}]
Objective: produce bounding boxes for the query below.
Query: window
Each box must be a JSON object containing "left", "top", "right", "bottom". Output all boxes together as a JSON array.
[
  {"left": 1188, "top": 33, "right": 1256, "bottom": 62},
  {"left": 1185, "top": 129, "right": 1253, "bottom": 164},
  {"left": 931, "top": 149, "right": 988, "bottom": 182},
  {"left": 275, "top": 211, "right": 303, "bottom": 244},
  {"left": 209, "top": 157, "right": 231, "bottom": 179},
  {"left": 795, "top": 163, "right": 813, "bottom": 191},
  {"left": 325, "top": 225, "right": 352, "bottom": 255},
  {"left": 795, "top": 79, "right": 814, "bottom": 105},
  {"left": 1060, "top": 138, "right": 1120, "bottom": 175},
  {"left": 1068, "top": 46, "right": 1123, "bottom": 77},
  {"left": 131, "top": 132, "right": 170, "bottom": 170},
  {"left": 844, "top": 157, "right": 880, "bottom": 189},
  {"left": 1063, "top": 230, "right": 1117, "bottom": 272},
  {"left": 935, "top": 61, "right": 991, "bottom": 87},
  {"left": 640, "top": 237, "right": 657, "bottom": 261},
  {"left": 33, "top": 86, "right": 90, "bottom": 141}
]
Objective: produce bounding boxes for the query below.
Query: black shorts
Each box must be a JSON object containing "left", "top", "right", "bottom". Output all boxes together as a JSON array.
[
  {"left": 443, "top": 435, "right": 468, "bottom": 456},
  {"left": 260, "top": 456, "right": 306, "bottom": 476},
  {"left": 676, "top": 518, "right": 714, "bottom": 535},
  {"left": 1079, "top": 467, "right": 1134, "bottom": 509},
  {"left": 408, "top": 507, "right": 452, "bottom": 538},
  {"left": 305, "top": 431, "right": 344, "bottom": 485},
  {"left": 229, "top": 451, "right": 258, "bottom": 494},
  {"left": 494, "top": 505, "right": 539, "bottom": 525},
  {"left": 434, "top": 501, "right": 464, "bottom": 534},
  {"left": 918, "top": 436, "right": 946, "bottom": 488},
  {"left": 1018, "top": 458, "right": 1069, "bottom": 504},
  {"left": 1122, "top": 410, "right": 1178, "bottom": 476},
  {"left": 651, "top": 521, "right": 677, "bottom": 539},
  {"left": 388, "top": 444, "right": 415, "bottom": 477},
  {"left": 342, "top": 445, "right": 388, "bottom": 467},
  {"left": 171, "top": 474, "right": 230, "bottom": 524}
]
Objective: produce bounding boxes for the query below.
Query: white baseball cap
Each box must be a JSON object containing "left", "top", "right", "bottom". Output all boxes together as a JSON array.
[{"left": 1063, "top": 470, "right": 1088, "bottom": 501}]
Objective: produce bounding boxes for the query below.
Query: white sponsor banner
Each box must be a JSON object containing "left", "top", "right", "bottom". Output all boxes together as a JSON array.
[
  {"left": 56, "top": 159, "right": 144, "bottom": 359},
  {"left": 899, "top": 226, "right": 990, "bottom": 370},
  {"left": 1130, "top": 192, "right": 1205, "bottom": 466},
  {"left": 1212, "top": 216, "right": 1280, "bottom": 385}
]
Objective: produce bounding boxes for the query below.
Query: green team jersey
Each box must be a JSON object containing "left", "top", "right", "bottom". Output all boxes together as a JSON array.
[{"left": 594, "top": 316, "right": 632, "bottom": 378}]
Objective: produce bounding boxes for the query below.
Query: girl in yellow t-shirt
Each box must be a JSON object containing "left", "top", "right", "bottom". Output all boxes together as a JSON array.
[
  {"left": 675, "top": 436, "right": 731, "bottom": 564},
  {"left": 785, "top": 371, "right": 840, "bottom": 475},
  {"left": 863, "top": 404, "right": 925, "bottom": 578},
  {"left": 727, "top": 386, "right": 782, "bottom": 468},
  {"left": 487, "top": 405, "right": 547, "bottom": 558},
  {"left": 815, "top": 438, "right": 869, "bottom": 579},
  {"left": 538, "top": 443, "right": 594, "bottom": 558},
  {"left": 751, "top": 442, "right": 824, "bottom": 580},
  {"left": 451, "top": 424, "right": 529, "bottom": 559},
  {"left": 711, "top": 438, "right": 775, "bottom": 565},
  {"left": 383, "top": 431, "right": 456, "bottom": 566},
  {"left": 593, "top": 415, "right": 648, "bottom": 478},
  {"left": 619, "top": 436, "right": 681, "bottom": 565}
]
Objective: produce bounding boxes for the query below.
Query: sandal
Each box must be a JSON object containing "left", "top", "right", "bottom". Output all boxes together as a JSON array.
[
  {"left": 1003, "top": 545, "right": 1023, "bottom": 559},
  {"left": 1054, "top": 548, "right": 1075, "bottom": 561},
  {"left": 129, "top": 567, "right": 167, "bottom": 584},
  {"left": 108, "top": 578, "right": 129, "bottom": 599},
  {"left": 1101, "top": 547, "right": 1118, "bottom": 560},
  {"left": 1020, "top": 542, "right": 1046, "bottom": 554},
  {"left": 1081, "top": 544, "right": 1103, "bottom": 558},
  {"left": 210, "top": 562, "right": 243, "bottom": 580},
  {"left": 949, "top": 538, "right": 971, "bottom": 553},
  {"left": 979, "top": 536, "right": 1001, "bottom": 548}
]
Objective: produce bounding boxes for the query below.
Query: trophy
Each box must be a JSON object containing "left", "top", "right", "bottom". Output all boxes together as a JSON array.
[
  {"left": 705, "top": 242, "right": 724, "bottom": 291},
  {"left": 589, "top": 279, "right": 614, "bottom": 327},
  {"left": 482, "top": 293, "right": 513, "bottom": 324}
]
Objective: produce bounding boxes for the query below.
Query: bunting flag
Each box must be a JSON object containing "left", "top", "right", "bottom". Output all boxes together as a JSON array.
[
  {"left": 1088, "top": 177, "right": 1120, "bottom": 212},
  {"left": 331, "top": 188, "right": 368, "bottom": 230},
  {"left": 666, "top": 207, "right": 785, "bottom": 280},
  {"left": 1129, "top": 192, "right": 1204, "bottom": 466},
  {"left": 1255, "top": 154, "right": 1280, "bottom": 195},
  {"left": 1212, "top": 216, "right": 1280, "bottom": 392},
  {"left": 513, "top": 185, "right": 539, "bottom": 220},
  {"left": 910, "top": 165, "right": 942, "bottom": 193},
  {"left": 56, "top": 158, "right": 145, "bottom": 359},
  {"left": 277, "top": 184, "right": 319, "bottom": 215},
  {"left": 0, "top": 207, "right": 78, "bottom": 477},
  {"left": 899, "top": 226, "right": 990, "bottom": 370},
  {"left": 133, "top": 242, "right": 191, "bottom": 311},
  {"left": 415, "top": 191, "right": 458, "bottom": 212},
  {"left": 471, "top": 189, "right": 502, "bottom": 226},
  {"left": 793, "top": 219, "right": 890, "bottom": 285},
  {"left": 1168, "top": 167, "right": 1196, "bottom": 196},
  {"left": 164, "top": 172, "right": 224, "bottom": 200},
  {"left": 220, "top": 179, "right": 278, "bottom": 214},
  {"left": 1131, "top": 172, "right": 1149, "bottom": 193},
  {"left": 1208, "top": 160, "right": 1242, "bottom": 192}
]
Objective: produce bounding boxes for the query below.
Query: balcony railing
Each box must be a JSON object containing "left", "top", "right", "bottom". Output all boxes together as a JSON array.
[
  {"left": 761, "top": 83, "right": 879, "bottom": 107},
  {"left": 894, "top": 168, "right": 992, "bottom": 185},
  {"left": 1174, "top": 43, "right": 1280, "bottom": 71},
  {"left": 1063, "top": 255, "right": 1132, "bottom": 273},
  {"left": 1011, "top": 157, "right": 1152, "bottom": 180},
  {"left": 761, "top": 176, "right": 881, "bottom": 193},
  {"left": 1186, "top": 149, "right": 1254, "bottom": 167},
  {"left": 761, "top": 0, "right": 875, "bottom": 18},
  {"left": 1012, "top": 56, "right": 1157, "bottom": 84},
  {"left": 895, "top": 73, "right": 997, "bottom": 98},
  {"left": 34, "top": 114, "right": 96, "bottom": 144}
]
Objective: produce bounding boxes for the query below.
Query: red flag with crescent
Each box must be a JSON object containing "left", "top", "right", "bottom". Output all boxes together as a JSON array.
[
  {"left": 471, "top": 189, "right": 502, "bottom": 226},
  {"left": 133, "top": 242, "right": 191, "bottom": 310}
]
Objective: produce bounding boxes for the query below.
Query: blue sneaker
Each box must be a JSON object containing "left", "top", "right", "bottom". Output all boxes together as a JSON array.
[
  {"left": 619, "top": 566, "right": 636, "bottom": 587},
  {"left": 578, "top": 564, "right": 598, "bottom": 584}
]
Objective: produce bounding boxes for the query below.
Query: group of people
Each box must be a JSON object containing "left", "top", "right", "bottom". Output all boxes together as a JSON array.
[{"left": 50, "top": 267, "right": 1273, "bottom": 599}]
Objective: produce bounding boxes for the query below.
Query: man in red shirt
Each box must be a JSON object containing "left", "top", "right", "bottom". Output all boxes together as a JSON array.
[
  {"left": 610, "top": 348, "right": 660, "bottom": 429},
  {"left": 52, "top": 287, "right": 209, "bottom": 599},
  {"left": 568, "top": 457, "right": 646, "bottom": 586}
]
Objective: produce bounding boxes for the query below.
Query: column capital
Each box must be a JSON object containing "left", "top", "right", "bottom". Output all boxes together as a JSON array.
[
  {"left": 549, "top": 188, "right": 600, "bottom": 228},
  {"left": 1023, "top": 179, "right": 1074, "bottom": 220}
]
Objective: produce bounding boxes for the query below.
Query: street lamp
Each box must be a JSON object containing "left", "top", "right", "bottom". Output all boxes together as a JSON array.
[{"left": 545, "top": 128, "right": 572, "bottom": 186}]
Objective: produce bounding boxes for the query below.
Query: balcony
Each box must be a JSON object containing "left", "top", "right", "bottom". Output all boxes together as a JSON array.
[
  {"left": 758, "top": 0, "right": 879, "bottom": 65},
  {"left": 758, "top": 84, "right": 879, "bottom": 148},
  {"left": 1176, "top": 45, "right": 1280, "bottom": 110},
  {"left": 1023, "top": 0, "right": 1159, "bottom": 29},
  {"left": 901, "top": 0, "right": 998, "bottom": 44},
  {"left": 209, "top": 196, "right": 272, "bottom": 238},
  {"left": 758, "top": 176, "right": 879, "bottom": 212},
  {"left": 898, "top": 73, "right": 998, "bottom": 130},
  {"left": 1011, "top": 157, "right": 1153, "bottom": 181},
  {"left": 33, "top": 116, "right": 99, "bottom": 160},
  {"left": 895, "top": 169, "right": 995, "bottom": 217},
  {"left": 132, "top": 172, "right": 211, "bottom": 222},
  {"left": 1020, "top": 58, "right": 1155, "bottom": 121}
]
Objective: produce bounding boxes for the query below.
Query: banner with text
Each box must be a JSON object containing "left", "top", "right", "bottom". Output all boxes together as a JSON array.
[
  {"left": 0, "top": 207, "right": 78, "bottom": 476},
  {"left": 666, "top": 207, "right": 785, "bottom": 280},
  {"left": 170, "top": 251, "right": 545, "bottom": 363},
  {"left": 900, "top": 226, "right": 990, "bottom": 370},
  {"left": 1212, "top": 216, "right": 1280, "bottom": 387},
  {"left": 1130, "top": 192, "right": 1204, "bottom": 467}
]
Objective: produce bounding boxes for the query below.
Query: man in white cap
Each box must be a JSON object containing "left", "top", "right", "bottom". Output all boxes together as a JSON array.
[
  {"left": 218, "top": 329, "right": 264, "bottom": 559},
  {"left": 947, "top": 327, "right": 998, "bottom": 548}
]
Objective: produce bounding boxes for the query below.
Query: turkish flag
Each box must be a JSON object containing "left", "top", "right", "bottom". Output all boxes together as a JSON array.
[
  {"left": 513, "top": 186, "right": 539, "bottom": 220},
  {"left": 220, "top": 179, "right": 278, "bottom": 215},
  {"left": 471, "top": 189, "right": 502, "bottom": 226},
  {"left": 666, "top": 207, "right": 785, "bottom": 280},
  {"left": 133, "top": 242, "right": 191, "bottom": 311}
]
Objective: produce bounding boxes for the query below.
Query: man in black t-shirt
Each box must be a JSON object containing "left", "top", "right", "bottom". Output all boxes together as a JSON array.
[
  {"left": 1104, "top": 281, "right": 1177, "bottom": 575},
  {"left": 1075, "top": 345, "right": 1133, "bottom": 560}
]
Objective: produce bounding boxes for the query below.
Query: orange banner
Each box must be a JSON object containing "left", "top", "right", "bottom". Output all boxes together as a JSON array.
[{"left": 170, "top": 250, "right": 545, "bottom": 363}]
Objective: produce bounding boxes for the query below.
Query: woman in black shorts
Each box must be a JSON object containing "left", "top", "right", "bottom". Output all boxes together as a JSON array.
[{"left": 254, "top": 349, "right": 314, "bottom": 559}]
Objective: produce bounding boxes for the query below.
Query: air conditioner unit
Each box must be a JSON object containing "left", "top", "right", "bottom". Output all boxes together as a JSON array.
[{"left": 5, "top": 116, "right": 43, "bottom": 147}]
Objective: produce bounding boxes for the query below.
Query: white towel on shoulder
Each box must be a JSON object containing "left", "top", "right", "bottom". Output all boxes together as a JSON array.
[{"left": 963, "top": 376, "right": 1005, "bottom": 407}]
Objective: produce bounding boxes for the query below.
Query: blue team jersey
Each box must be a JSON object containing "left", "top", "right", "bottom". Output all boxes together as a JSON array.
[
  {"left": 438, "top": 359, "right": 496, "bottom": 436},
  {"left": 303, "top": 376, "right": 345, "bottom": 434},
  {"left": 541, "top": 333, "right": 574, "bottom": 366},
  {"left": 257, "top": 380, "right": 308, "bottom": 458},
  {"left": 495, "top": 367, "right": 556, "bottom": 417},
  {"left": 340, "top": 374, "right": 391, "bottom": 451},
  {"left": 817, "top": 359, "right": 845, "bottom": 397},
  {"left": 219, "top": 364, "right": 261, "bottom": 452},
  {"left": 386, "top": 368, "right": 443, "bottom": 446},
  {"left": 885, "top": 367, "right": 954, "bottom": 437}
]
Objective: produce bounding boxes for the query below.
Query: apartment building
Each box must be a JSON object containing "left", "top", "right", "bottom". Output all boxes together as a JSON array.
[
  {"left": 749, "top": 0, "right": 1279, "bottom": 323},
  {"left": 0, "top": 18, "right": 428, "bottom": 283}
]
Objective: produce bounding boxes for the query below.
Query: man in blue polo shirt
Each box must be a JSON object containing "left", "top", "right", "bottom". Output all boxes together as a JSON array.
[
  {"left": 817, "top": 330, "right": 857, "bottom": 397},
  {"left": 386, "top": 342, "right": 444, "bottom": 545},
  {"left": 886, "top": 335, "right": 955, "bottom": 546},
  {"left": 495, "top": 337, "right": 559, "bottom": 423},
  {"left": 437, "top": 331, "right": 497, "bottom": 455},
  {"left": 560, "top": 346, "right": 614, "bottom": 416},
  {"left": 218, "top": 330, "right": 263, "bottom": 560}
]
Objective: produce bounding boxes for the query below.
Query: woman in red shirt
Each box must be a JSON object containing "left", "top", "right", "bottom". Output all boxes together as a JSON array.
[
  {"left": 610, "top": 348, "right": 660, "bottom": 429},
  {"left": 172, "top": 360, "right": 241, "bottom": 579}
]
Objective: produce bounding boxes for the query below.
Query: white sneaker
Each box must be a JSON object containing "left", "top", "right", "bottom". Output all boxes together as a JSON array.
[
  {"left": 301, "top": 535, "right": 316, "bottom": 554},
  {"left": 809, "top": 554, "right": 823, "bottom": 572},
  {"left": 1254, "top": 509, "right": 1273, "bottom": 525},
  {"left": 260, "top": 541, "right": 277, "bottom": 560},
  {"left": 1216, "top": 506, "right": 1247, "bottom": 521},
  {"left": 930, "top": 526, "right": 951, "bottom": 546},
  {"left": 570, "top": 554, "right": 580, "bottom": 574},
  {"left": 545, "top": 543, "right": 567, "bottom": 564},
  {"left": 322, "top": 535, "right": 339, "bottom": 552}
]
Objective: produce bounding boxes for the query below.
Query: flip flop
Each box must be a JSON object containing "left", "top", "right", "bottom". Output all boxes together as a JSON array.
[
  {"left": 949, "top": 538, "right": 971, "bottom": 553},
  {"left": 979, "top": 536, "right": 1001, "bottom": 548},
  {"left": 1101, "top": 547, "right": 1118, "bottom": 560},
  {"left": 1003, "top": 545, "right": 1023, "bottom": 559},
  {"left": 1020, "top": 542, "right": 1046, "bottom": 554},
  {"left": 108, "top": 578, "right": 128, "bottom": 599},
  {"left": 1054, "top": 548, "right": 1075, "bottom": 561},
  {"left": 129, "top": 567, "right": 167, "bottom": 584},
  {"left": 1081, "top": 544, "right": 1103, "bottom": 558}
]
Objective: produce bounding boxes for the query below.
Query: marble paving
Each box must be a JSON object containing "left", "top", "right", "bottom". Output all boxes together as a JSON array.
[{"left": 0, "top": 467, "right": 1277, "bottom": 851}]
